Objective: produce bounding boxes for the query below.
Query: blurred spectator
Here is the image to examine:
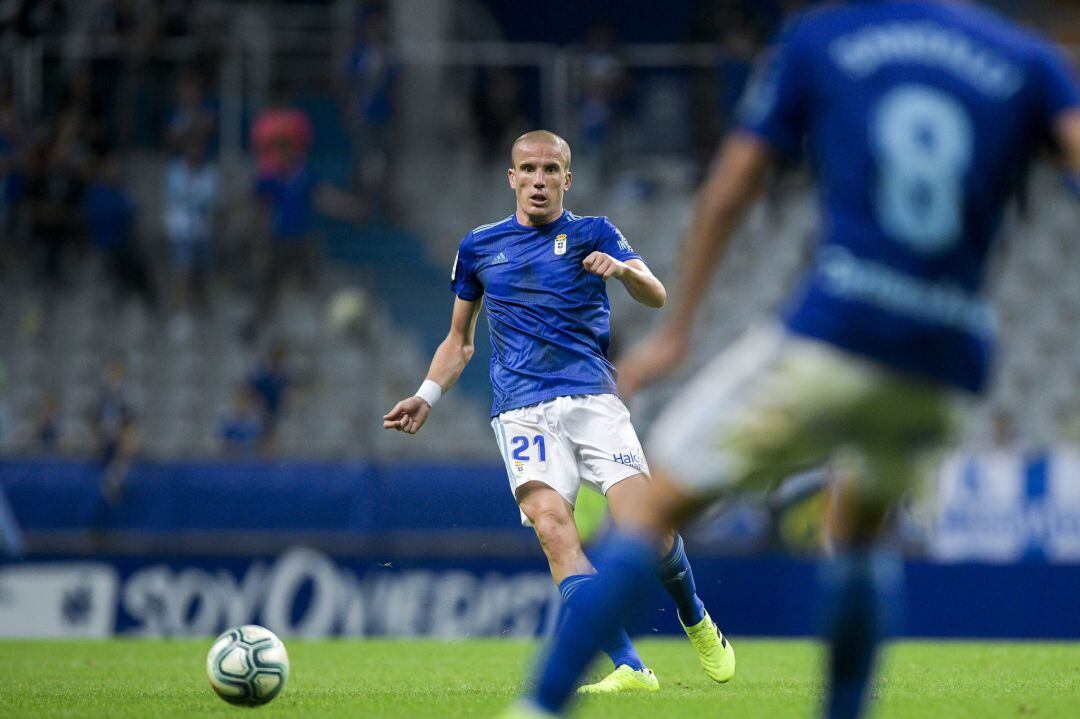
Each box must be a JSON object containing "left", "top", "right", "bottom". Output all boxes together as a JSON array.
[
  {"left": 31, "top": 393, "right": 63, "bottom": 455},
  {"left": 92, "top": 0, "right": 168, "bottom": 149},
  {"left": 578, "top": 24, "right": 629, "bottom": 175},
  {"left": 252, "top": 92, "right": 313, "bottom": 177},
  {"left": 166, "top": 71, "right": 217, "bottom": 156},
  {"left": 0, "top": 92, "right": 23, "bottom": 242},
  {"left": 90, "top": 358, "right": 138, "bottom": 503},
  {"left": 164, "top": 133, "right": 219, "bottom": 326},
  {"left": 218, "top": 385, "right": 265, "bottom": 458},
  {"left": 249, "top": 94, "right": 365, "bottom": 336},
  {"left": 85, "top": 153, "right": 157, "bottom": 308},
  {"left": 24, "top": 128, "right": 83, "bottom": 287},
  {"left": 251, "top": 100, "right": 318, "bottom": 334},
  {"left": 471, "top": 68, "right": 530, "bottom": 161},
  {"left": 248, "top": 342, "right": 291, "bottom": 450},
  {"left": 342, "top": 5, "right": 399, "bottom": 202}
]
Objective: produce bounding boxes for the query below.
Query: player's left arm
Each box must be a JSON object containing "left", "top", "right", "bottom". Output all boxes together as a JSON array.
[{"left": 582, "top": 253, "right": 666, "bottom": 308}]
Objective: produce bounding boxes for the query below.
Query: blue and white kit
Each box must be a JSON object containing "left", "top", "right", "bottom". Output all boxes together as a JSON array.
[{"left": 451, "top": 211, "right": 650, "bottom": 522}]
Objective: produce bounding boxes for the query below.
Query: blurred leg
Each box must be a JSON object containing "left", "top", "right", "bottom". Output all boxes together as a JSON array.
[
  {"left": 516, "top": 482, "right": 644, "bottom": 674},
  {"left": 607, "top": 475, "right": 705, "bottom": 627},
  {"left": 819, "top": 473, "right": 901, "bottom": 719},
  {"left": 530, "top": 471, "right": 699, "bottom": 713}
]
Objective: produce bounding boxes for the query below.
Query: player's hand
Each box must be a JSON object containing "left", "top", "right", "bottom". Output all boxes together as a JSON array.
[
  {"left": 616, "top": 325, "right": 691, "bottom": 399},
  {"left": 582, "top": 251, "right": 627, "bottom": 280},
  {"left": 382, "top": 396, "right": 431, "bottom": 434}
]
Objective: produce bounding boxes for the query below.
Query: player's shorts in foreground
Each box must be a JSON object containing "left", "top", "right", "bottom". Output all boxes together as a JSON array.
[
  {"left": 491, "top": 394, "right": 649, "bottom": 526},
  {"left": 649, "top": 323, "right": 961, "bottom": 503}
]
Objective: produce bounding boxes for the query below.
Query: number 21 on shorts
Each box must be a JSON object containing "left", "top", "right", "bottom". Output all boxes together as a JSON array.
[{"left": 511, "top": 434, "right": 546, "bottom": 462}]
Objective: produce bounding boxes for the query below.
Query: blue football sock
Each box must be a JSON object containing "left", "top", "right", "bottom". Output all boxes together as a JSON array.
[
  {"left": 655, "top": 532, "right": 706, "bottom": 627},
  {"left": 532, "top": 533, "right": 656, "bottom": 714},
  {"left": 819, "top": 550, "right": 902, "bottom": 719},
  {"left": 558, "top": 574, "right": 645, "bottom": 672}
]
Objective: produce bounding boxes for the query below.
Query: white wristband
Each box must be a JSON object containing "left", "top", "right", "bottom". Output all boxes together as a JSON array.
[{"left": 414, "top": 379, "right": 443, "bottom": 407}]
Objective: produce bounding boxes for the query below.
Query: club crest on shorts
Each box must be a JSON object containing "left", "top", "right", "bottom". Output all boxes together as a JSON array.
[{"left": 554, "top": 234, "right": 567, "bottom": 255}]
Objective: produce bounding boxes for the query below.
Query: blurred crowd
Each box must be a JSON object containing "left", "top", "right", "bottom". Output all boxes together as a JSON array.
[{"left": 0, "top": 0, "right": 1077, "bottom": 475}]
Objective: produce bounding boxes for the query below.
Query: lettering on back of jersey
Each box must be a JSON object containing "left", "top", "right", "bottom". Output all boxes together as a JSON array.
[{"left": 554, "top": 234, "right": 567, "bottom": 255}]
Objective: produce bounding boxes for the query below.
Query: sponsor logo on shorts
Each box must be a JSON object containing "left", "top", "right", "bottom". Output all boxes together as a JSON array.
[
  {"left": 514, "top": 461, "right": 525, "bottom": 473},
  {"left": 612, "top": 449, "right": 645, "bottom": 470}
]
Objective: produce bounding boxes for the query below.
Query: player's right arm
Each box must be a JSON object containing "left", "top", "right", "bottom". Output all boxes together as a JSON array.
[{"left": 382, "top": 296, "right": 482, "bottom": 435}]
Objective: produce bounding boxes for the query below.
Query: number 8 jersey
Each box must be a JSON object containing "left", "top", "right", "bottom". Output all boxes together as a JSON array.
[{"left": 737, "top": 0, "right": 1080, "bottom": 393}]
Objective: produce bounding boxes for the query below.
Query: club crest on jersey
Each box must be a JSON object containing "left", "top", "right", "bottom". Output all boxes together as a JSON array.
[{"left": 554, "top": 234, "right": 568, "bottom": 256}]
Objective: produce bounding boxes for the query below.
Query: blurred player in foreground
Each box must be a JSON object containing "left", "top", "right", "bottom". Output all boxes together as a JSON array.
[
  {"left": 508, "top": 2, "right": 1080, "bottom": 717},
  {"left": 384, "top": 130, "right": 734, "bottom": 694}
]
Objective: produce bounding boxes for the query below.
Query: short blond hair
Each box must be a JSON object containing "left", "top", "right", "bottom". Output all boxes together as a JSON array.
[{"left": 511, "top": 130, "right": 571, "bottom": 169}]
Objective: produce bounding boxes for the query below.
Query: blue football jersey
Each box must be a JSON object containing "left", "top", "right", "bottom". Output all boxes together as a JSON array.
[
  {"left": 737, "top": 0, "right": 1080, "bottom": 392},
  {"left": 451, "top": 211, "right": 641, "bottom": 415}
]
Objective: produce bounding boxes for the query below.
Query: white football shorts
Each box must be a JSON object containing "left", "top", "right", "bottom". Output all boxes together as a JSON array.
[
  {"left": 648, "top": 323, "right": 960, "bottom": 505},
  {"left": 491, "top": 393, "right": 650, "bottom": 527}
]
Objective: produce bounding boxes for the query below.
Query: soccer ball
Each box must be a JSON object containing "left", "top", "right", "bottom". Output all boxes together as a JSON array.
[{"left": 206, "top": 625, "right": 290, "bottom": 706}]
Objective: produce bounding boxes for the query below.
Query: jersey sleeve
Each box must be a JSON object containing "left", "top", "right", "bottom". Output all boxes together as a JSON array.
[
  {"left": 595, "top": 217, "right": 641, "bottom": 263},
  {"left": 735, "top": 17, "right": 811, "bottom": 159},
  {"left": 450, "top": 233, "right": 483, "bottom": 301},
  {"left": 1030, "top": 41, "right": 1080, "bottom": 128}
]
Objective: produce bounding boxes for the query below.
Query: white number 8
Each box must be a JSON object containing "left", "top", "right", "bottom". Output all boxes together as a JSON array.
[{"left": 872, "top": 85, "right": 973, "bottom": 254}]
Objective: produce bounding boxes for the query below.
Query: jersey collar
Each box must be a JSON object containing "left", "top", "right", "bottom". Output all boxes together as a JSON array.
[{"left": 511, "top": 209, "right": 570, "bottom": 232}]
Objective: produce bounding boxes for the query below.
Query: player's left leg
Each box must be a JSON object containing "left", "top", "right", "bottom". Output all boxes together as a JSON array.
[{"left": 606, "top": 475, "right": 735, "bottom": 683}]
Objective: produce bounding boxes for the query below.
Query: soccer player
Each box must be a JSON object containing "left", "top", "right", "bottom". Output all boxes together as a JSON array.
[
  {"left": 509, "top": 3, "right": 1080, "bottom": 717},
  {"left": 383, "top": 130, "right": 735, "bottom": 694}
]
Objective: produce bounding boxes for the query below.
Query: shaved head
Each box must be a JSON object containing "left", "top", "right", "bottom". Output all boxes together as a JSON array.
[{"left": 511, "top": 130, "right": 571, "bottom": 169}]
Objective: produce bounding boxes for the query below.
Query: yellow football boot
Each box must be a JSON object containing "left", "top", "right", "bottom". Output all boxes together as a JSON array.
[
  {"left": 683, "top": 611, "right": 735, "bottom": 683},
  {"left": 577, "top": 664, "right": 660, "bottom": 695}
]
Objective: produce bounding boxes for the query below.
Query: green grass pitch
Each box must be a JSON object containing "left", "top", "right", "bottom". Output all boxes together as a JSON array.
[{"left": 1, "top": 639, "right": 1079, "bottom": 718}]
